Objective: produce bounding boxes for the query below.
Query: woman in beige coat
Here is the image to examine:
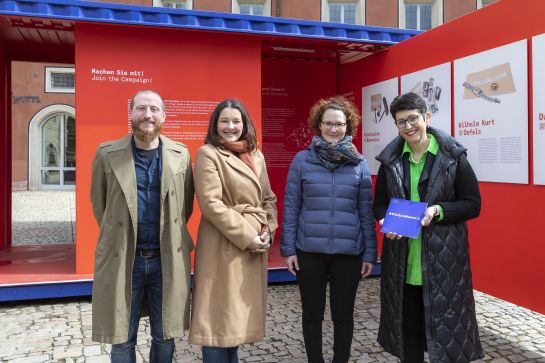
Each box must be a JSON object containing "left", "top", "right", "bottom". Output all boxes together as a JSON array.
[{"left": 189, "top": 99, "right": 278, "bottom": 362}]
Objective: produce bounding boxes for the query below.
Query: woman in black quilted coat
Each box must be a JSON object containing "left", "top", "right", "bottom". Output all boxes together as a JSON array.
[{"left": 373, "top": 92, "right": 484, "bottom": 362}]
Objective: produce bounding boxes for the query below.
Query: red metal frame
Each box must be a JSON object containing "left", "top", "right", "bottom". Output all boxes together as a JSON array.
[{"left": 0, "top": 47, "right": 11, "bottom": 250}]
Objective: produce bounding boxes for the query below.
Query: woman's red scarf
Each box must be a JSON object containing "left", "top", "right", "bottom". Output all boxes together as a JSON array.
[{"left": 222, "top": 140, "right": 258, "bottom": 177}]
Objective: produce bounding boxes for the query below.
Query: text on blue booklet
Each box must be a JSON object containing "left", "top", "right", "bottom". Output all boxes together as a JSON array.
[{"left": 381, "top": 198, "right": 428, "bottom": 238}]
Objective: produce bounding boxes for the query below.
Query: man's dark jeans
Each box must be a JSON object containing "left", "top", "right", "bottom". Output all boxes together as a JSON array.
[
  {"left": 202, "top": 346, "right": 239, "bottom": 363},
  {"left": 111, "top": 255, "right": 174, "bottom": 363}
]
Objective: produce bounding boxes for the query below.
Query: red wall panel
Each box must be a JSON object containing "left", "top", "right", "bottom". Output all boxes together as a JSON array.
[
  {"left": 340, "top": 0, "right": 545, "bottom": 314},
  {"left": 75, "top": 24, "right": 261, "bottom": 273},
  {"left": 261, "top": 58, "right": 337, "bottom": 259},
  {"left": 0, "top": 44, "right": 9, "bottom": 249}
]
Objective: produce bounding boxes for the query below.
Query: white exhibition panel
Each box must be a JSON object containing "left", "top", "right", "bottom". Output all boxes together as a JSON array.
[
  {"left": 532, "top": 33, "right": 545, "bottom": 185},
  {"left": 361, "top": 78, "right": 399, "bottom": 175},
  {"left": 453, "top": 40, "right": 528, "bottom": 184},
  {"left": 401, "top": 62, "right": 452, "bottom": 135}
]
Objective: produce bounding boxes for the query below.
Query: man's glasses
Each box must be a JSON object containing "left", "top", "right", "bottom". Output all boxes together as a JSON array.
[
  {"left": 395, "top": 114, "right": 420, "bottom": 129},
  {"left": 321, "top": 121, "right": 346, "bottom": 129}
]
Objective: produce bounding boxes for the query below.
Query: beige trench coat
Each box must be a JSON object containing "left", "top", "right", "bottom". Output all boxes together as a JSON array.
[
  {"left": 189, "top": 144, "right": 278, "bottom": 347},
  {"left": 90, "top": 134, "right": 194, "bottom": 344}
]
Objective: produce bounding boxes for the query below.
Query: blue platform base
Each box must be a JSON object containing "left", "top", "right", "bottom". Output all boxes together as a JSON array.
[
  {"left": 0, "top": 280, "right": 94, "bottom": 302},
  {"left": 267, "top": 262, "right": 381, "bottom": 283},
  {"left": 0, "top": 262, "right": 381, "bottom": 302}
]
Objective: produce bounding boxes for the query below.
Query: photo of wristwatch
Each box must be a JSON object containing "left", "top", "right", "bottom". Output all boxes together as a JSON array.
[{"left": 462, "top": 82, "right": 501, "bottom": 103}]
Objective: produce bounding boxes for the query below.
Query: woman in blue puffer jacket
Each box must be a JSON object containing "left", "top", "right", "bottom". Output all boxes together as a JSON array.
[{"left": 281, "top": 96, "right": 377, "bottom": 363}]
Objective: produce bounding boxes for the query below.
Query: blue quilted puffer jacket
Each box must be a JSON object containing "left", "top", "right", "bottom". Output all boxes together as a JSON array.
[{"left": 280, "top": 145, "right": 377, "bottom": 262}]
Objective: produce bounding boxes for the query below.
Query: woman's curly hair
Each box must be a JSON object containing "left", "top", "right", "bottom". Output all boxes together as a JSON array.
[{"left": 308, "top": 96, "right": 360, "bottom": 137}]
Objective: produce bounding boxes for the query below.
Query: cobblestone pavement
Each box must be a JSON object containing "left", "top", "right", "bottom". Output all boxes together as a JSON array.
[
  {"left": 1, "top": 278, "right": 544, "bottom": 363},
  {"left": 6, "top": 192, "right": 545, "bottom": 362},
  {"left": 11, "top": 191, "right": 76, "bottom": 245}
]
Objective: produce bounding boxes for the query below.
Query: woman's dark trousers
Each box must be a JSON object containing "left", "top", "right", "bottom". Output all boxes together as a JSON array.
[
  {"left": 296, "top": 250, "right": 363, "bottom": 363},
  {"left": 403, "top": 284, "right": 425, "bottom": 363}
]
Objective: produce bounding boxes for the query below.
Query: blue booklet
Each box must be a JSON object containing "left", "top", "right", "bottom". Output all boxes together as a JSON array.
[{"left": 381, "top": 198, "right": 428, "bottom": 238}]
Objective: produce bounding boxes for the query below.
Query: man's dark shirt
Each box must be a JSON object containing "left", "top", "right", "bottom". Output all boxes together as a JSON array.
[{"left": 132, "top": 137, "right": 162, "bottom": 250}]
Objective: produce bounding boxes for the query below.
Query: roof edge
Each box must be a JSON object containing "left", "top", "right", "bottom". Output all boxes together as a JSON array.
[{"left": 0, "top": 0, "right": 421, "bottom": 44}]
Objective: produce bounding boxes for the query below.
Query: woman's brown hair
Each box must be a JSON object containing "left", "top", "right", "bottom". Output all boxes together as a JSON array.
[
  {"left": 308, "top": 96, "right": 360, "bottom": 137},
  {"left": 205, "top": 99, "right": 258, "bottom": 152}
]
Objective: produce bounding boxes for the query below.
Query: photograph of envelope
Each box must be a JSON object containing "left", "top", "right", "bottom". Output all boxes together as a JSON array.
[
  {"left": 463, "top": 62, "right": 516, "bottom": 99},
  {"left": 370, "top": 93, "right": 383, "bottom": 111}
]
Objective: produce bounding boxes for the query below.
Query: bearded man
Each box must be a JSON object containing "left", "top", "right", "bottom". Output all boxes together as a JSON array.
[{"left": 90, "top": 89, "right": 195, "bottom": 362}]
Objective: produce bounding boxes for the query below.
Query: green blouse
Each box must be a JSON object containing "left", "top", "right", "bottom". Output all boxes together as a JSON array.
[{"left": 402, "top": 134, "right": 444, "bottom": 285}]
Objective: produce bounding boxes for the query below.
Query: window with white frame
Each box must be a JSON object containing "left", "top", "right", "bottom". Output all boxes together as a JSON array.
[
  {"left": 40, "top": 113, "right": 76, "bottom": 189},
  {"left": 329, "top": 1, "right": 357, "bottom": 24},
  {"left": 153, "top": 0, "right": 191, "bottom": 10},
  {"left": 405, "top": 3, "right": 432, "bottom": 30},
  {"left": 240, "top": 3, "right": 263, "bottom": 15},
  {"left": 322, "top": 1, "right": 363, "bottom": 25},
  {"left": 399, "top": 0, "right": 441, "bottom": 30},
  {"left": 232, "top": 0, "right": 271, "bottom": 17},
  {"left": 45, "top": 67, "right": 75, "bottom": 93}
]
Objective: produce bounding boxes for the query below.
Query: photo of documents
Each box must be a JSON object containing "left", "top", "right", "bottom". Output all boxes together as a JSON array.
[
  {"left": 409, "top": 77, "right": 441, "bottom": 114},
  {"left": 401, "top": 62, "right": 451, "bottom": 134}
]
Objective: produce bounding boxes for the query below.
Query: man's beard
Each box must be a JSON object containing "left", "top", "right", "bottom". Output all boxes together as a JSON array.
[{"left": 132, "top": 120, "right": 162, "bottom": 144}]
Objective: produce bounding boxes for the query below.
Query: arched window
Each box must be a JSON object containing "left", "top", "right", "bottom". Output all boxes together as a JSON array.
[
  {"left": 28, "top": 105, "right": 76, "bottom": 190},
  {"left": 39, "top": 113, "right": 75, "bottom": 189}
]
